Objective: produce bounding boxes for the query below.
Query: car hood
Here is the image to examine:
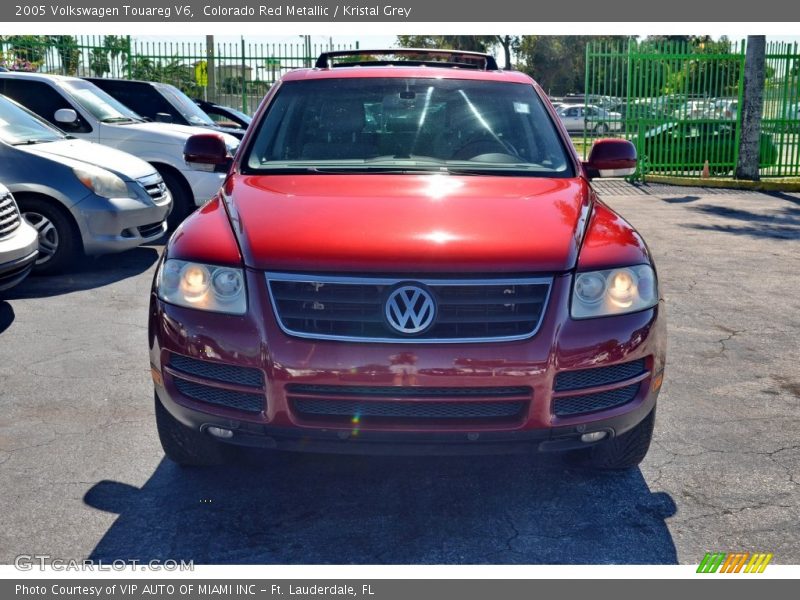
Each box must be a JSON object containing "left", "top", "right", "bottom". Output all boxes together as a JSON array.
[
  {"left": 104, "top": 121, "right": 240, "bottom": 150},
  {"left": 19, "top": 138, "right": 156, "bottom": 180},
  {"left": 225, "top": 174, "right": 591, "bottom": 273}
]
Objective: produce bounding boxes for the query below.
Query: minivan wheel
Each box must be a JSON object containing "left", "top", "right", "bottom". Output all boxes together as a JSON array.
[
  {"left": 154, "top": 394, "right": 231, "bottom": 466},
  {"left": 159, "top": 170, "right": 194, "bottom": 230},
  {"left": 571, "top": 407, "right": 656, "bottom": 470},
  {"left": 19, "top": 198, "right": 79, "bottom": 275}
]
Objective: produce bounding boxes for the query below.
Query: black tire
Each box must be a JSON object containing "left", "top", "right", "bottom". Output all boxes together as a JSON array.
[
  {"left": 18, "top": 197, "right": 80, "bottom": 275},
  {"left": 158, "top": 169, "right": 195, "bottom": 231},
  {"left": 154, "top": 394, "right": 231, "bottom": 466},
  {"left": 594, "top": 123, "right": 609, "bottom": 135},
  {"left": 573, "top": 407, "right": 656, "bottom": 470}
]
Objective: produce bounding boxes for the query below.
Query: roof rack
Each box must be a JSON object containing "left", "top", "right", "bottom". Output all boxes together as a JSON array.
[{"left": 314, "top": 49, "right": 500, "bottom": 71}]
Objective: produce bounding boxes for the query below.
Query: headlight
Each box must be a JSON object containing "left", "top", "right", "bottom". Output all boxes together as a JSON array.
[
  {"left": 571, "top": 265, "right": 658, "bottom": 319},
  {"left": 157, "top": 259, "right": 246, "bottom": 315},
  {"left": 73, "top": 165, "right": 135, "bottom": 199}
]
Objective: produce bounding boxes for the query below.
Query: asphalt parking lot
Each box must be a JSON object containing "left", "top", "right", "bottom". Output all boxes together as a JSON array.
[{"left": 1, "top": 182, "right": 799, "bottom": 565}]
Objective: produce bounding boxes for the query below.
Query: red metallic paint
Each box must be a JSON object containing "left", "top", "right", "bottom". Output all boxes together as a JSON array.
[
  {"left": 576, "top": 199, "right": 652, "bottom": 271},
  {"left": 584, "top": 138, "right": 638, "bottom": 173},
  {"left": 167, "top": 196, "right": 242, "bottom": 266},
  {"left": 224, "top": 175, "right": 592, "bottom": 273}
]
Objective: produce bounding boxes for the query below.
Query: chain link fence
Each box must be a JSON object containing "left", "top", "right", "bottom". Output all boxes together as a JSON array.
[
  {"left": 581, "top": 39, "right": 800, "bottom": 178},
  {"left": 0, "top": 35, "right": 360, "bottom": 115}
]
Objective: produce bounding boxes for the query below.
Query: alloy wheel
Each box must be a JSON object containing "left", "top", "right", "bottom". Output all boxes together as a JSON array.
[{"left": 22, "top": 211, "right": 59, "bottom": 266}]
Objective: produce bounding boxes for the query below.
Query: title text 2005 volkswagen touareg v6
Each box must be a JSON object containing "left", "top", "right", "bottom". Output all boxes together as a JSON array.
[{"left": 149, "top": 50, "right": 666, "bottom": 469}]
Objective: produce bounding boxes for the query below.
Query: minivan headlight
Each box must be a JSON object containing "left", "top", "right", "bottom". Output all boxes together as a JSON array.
[
  {"left": 73, "top": 165, "right": 135, "bottom": 199},
  {"left": 571, "top": 265, "right": 658, "bottom": 319},
  {"left": 157, "top": 259, "right": 246, "bottom": 315}
]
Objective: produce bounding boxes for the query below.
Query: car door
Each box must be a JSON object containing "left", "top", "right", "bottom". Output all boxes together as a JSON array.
[
  {"left": 0, "top": 79, "right": 97, "bottom": 142},
  {"left": 559, "top": 106, "right": 582, "bottom": 132}
]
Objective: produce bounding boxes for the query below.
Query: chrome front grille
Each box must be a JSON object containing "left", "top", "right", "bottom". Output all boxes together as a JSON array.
[
  {"left": 0, "top": 192, "right": 22, "bottom": 239},
  {"left": 266, "top": 272, "right": 552, "bottom": 343},
  {"left": 137, "top": 175, "right": 171, "bottom": 206}
]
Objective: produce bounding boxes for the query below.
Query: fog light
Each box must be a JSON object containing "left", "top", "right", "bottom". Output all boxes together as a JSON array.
[
  {"left": 580, "top": 431, "right": 608, "bottom": 443},
  {"left": 207, "top": 426, "right": 233, "bottom": 439}
]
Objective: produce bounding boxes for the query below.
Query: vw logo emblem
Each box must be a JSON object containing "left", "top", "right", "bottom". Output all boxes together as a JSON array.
[{"left": 385, "top": 285, "right": 436, "bottom": 335}]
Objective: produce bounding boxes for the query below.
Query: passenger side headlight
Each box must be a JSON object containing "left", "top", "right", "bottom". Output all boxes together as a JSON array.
[
  {"left": 157, "top": 259, "right": 246, "bottom": 315},
  {"left": 571, "top": 265, "right": 658, "bottom": 319},
  {"left": 73, "top": 165, "right": 136, "bottom": 199}
]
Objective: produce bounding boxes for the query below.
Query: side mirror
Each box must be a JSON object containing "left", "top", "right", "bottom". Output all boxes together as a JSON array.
[
  {"left": 54, "top": 108, "right": 78, "bottom": 124},
  {"left": 583, "top": 138, "right": 637, "bottom": 178},
  {"left": 155, "top": 112, "right": 174, "bottom": 124},
  {"left": 184, "top": 133, "right": 230, "bottom": 166}
]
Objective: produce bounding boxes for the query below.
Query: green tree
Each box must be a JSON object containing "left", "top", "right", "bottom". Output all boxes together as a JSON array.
[
  {"left": 49, "top": 35, "right": 80, "bottom": 75},
  {"left": 395, "top": 35, "right": 517, "bottom": 69},
  {"left": 515, "top": 36, "right": 628, "bottom": 96},
  {"left": 89, "top": 47, "right": 110, "bottom": 77},
  {"left": 129, "top": 54, "right": 202, "bottom": 97}
]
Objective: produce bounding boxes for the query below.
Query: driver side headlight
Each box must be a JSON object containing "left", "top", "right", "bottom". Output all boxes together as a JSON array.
[
  {"left": 156, "top": 259, "right": 246, "bottom": 315},
  {"left": 571, "top": 265, "right": 658, "bottom": 319}
]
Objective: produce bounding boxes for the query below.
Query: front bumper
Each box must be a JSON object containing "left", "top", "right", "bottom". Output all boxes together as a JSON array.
[
  {"left": 74, "top": 194, "right": 171, "bottom": 255},
  {"left": 0, "top": 221, "right": 39, "bottom": 291},
  {"left": 149, "top": 271, "right": 667, "bottom": 455}
]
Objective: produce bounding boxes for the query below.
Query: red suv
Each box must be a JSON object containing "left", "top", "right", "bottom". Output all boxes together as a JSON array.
[{"left": 149, "top": 50, "right": 666, "bottom": 469}]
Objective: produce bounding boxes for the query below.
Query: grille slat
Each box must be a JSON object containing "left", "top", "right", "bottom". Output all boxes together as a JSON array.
[
  {"left": 169, "top": 353, "right": 264, "bottom": 388},
  {"left": 553, "top": 383, "right": 641, "bottom": 417},
  {"left": 288, "top": 384, "right": 530, "bottom": 424},
  {"left": 137, "top": 222, "right": 165, "bottom": 239},
  {"left": 554, "top": 359, "right": 647, "bottom": 392},
  {"left": 137, "top": 176, "right": 171, "bottom": 206},
  {"left": 174, "top": 378, "right": 264, "bottom": 413},
  {"left": 0, "top": 194, "right": 21, "bottom": 239},
  {"left": 268, "top": 274, "right": 551, "bottom": 343},
  {"left": 287, "top": 384, "right": 530, "bottom": 398},
  {"left": 292, "top": 398, "right": 526, "bottom": 420}
]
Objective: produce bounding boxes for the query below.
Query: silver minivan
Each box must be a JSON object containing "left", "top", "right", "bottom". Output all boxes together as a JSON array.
[{"left": 0, "top": 94, "right": 172, "bottom": 273}]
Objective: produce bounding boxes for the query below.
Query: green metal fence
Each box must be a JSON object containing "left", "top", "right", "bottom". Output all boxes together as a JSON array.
[
  {"left": 0, "top": 35, "right": 360, "bottom": 115},
  {"left": 583, "top": 39, "right": 800, "bottom": 178}
]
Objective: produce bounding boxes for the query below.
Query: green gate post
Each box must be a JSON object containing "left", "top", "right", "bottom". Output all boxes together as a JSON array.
[{"left": 241, "top": 37, "right": 247, "bottom": 115}]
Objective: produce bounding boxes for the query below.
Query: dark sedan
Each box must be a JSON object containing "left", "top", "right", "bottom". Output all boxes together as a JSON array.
[
  {"left": 643, "top": 121, "right": 778, "bottom": 175},
  {"left": 193, "top": 99, "right": 251, "bottom": 131},
  {"left": 83, "top": 78, "right": 246, "bottom": 139}
]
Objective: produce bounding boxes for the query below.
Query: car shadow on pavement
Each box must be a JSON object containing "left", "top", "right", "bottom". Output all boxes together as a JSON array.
[
  {"left": 682, "top": 202, "right": 800, "bottom": 240},
  {"left": 3, "top": 243, "right": 162, "bottom": 300},
  {"left": 0, "top": 301, "right": 14, "bottom": 334},
  {"left": 84, "top": 453, "right": 677, "bottom": 564}
]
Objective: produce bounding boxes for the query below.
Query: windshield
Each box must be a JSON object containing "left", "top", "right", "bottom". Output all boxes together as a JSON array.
[
  {"left": 62, "top": 80, "right": 142, "bottom": 123},
  {"left": 221, "top": 106, "right": 251, "bottom": 125},
  {"left": 244, "top": 78, "right": 572, "bottom": 176},
  {"left": 156, "top": 83, "right": 215, "bottom": 126},
  {"left": 0, "top": 95, "right": 66, "bottom": 145}
]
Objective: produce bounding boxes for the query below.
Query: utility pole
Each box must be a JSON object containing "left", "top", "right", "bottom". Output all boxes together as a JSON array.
[{"left": 735, "top": 35, "right": 766, "bottom": 181}]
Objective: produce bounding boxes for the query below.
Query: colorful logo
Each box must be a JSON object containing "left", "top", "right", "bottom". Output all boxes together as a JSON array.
[{"left": 697, "top": 552, "right": 773, "bottom": 573}]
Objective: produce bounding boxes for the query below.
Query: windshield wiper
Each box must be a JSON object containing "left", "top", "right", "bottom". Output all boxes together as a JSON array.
[
  {"left": 11, "top": 139, "right": 53, "bottom": 145},
  {"left": 254, "top": 165, "right": 452, "bottom": 175},
  {"left": 101, "top": 117, "right": 136, "bottom": 123}
]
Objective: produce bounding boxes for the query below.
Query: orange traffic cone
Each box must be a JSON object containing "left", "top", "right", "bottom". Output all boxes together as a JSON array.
[{"left": 701, "top": 160, "right": 710, "bottom": 179}]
